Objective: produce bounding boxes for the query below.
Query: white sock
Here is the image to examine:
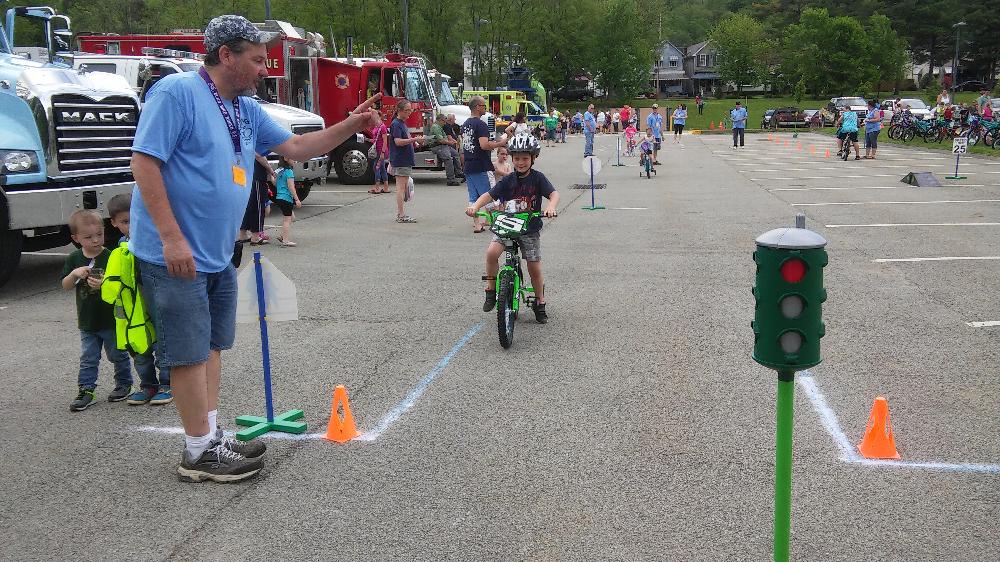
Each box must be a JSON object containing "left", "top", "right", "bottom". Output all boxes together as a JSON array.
[
  {"left": 184, "top": 432, "right": 214, "bottom": 462},
  {"left": 207, "top": 409, "right": 218, "bottom": 434}
]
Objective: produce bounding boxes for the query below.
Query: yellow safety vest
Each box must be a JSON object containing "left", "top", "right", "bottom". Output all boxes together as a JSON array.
[{"left": 101, "top": 242, "right": 156, "bottom": 354}]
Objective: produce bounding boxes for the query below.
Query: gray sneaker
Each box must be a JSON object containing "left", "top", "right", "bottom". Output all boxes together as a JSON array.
[
  {"left": 70, "top": 387, "right": 96, "bottom": 412},
  {"left": 108, "top": 385, "right": 131, "bottom": 402},
  {"left": 177, "top": 441, "right": 263, "bottom": 483},
  {"left": 217, "top": 428, "right": 267, "bottom": 459}
]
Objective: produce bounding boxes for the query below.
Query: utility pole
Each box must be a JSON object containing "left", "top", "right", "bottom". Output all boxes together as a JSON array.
[
  {"left": 402, "top": 0, "right": 409, "bottom": 53},
  {"left": 951, "top": 21, "right": 966, "bottom": 93},
  {"left": 264, "top": 0, "right": 271, "bottom": 20}
]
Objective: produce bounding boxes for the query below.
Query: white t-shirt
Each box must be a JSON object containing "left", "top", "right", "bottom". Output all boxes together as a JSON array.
[
  {"left": 612, "top": 112, "right": 621, "bottom": 123},
  {"left": 597, "top": 112, "right": 606, "bottom": 125}
]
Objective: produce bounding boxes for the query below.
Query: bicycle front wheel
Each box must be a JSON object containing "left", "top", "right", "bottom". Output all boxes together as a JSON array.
[{"left": 497, "top": 273, "right": 516, "bottom": 349}]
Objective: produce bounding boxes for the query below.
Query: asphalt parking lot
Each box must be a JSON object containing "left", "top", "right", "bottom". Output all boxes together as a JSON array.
[{"left": 1, "top": 130, "right": 997, "bottom": 560}]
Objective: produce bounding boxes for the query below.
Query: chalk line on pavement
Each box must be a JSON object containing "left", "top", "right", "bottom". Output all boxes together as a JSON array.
[
  {"left": 797, "top": 371, "right": 1000, "bottom": 474},
  {"left": 135, "top": 322, "right": 485, "bottom": 443}
]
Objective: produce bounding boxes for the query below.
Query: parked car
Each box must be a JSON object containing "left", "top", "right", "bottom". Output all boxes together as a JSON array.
[
  {"left": 953, "top": 80, "right": 994, "bottom": 92},
  {"left": 803, "top": 109, "right": 825, "bottom": 127},
  {"left": 821, "top": 97, "right": 867, "bottom": 123},
  {"left": 760, "top": 109, "right": 776, "bottom": 129},
  {"left": 770, "top": 106, "right": 808, "bottom": 128},
  {"left": 879, "top": 98, "right": 932, "bottom": 122},
  {"left": 553, "top": 85, "right": 590, "bottom": 101}
]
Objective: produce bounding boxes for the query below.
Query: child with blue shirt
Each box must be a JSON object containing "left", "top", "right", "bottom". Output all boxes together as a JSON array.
[
  {"left": 272, "top": 156, "right": 302, "bottom": 247},
  {"left": 836, "top": 109, "right": 861, "bottom": 160}
]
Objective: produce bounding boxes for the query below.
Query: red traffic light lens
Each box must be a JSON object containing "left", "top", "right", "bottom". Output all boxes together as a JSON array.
[{"left": 781, "top": 259, "right": 807, "bottom": 283}]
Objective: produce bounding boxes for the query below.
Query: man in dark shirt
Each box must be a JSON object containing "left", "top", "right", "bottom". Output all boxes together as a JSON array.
[
  {"left": 444, "top": 114, "right": 465, "bottom": 177},
  {"left": 461, "top": 96, "right": 508, "bottom": 232}
]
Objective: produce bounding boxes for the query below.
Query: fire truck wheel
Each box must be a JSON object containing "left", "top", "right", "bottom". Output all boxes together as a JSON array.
[
  {"left": 333, "top": 141, "right": 375, "bottom": 185},
  {"left": 0, "top": 227, "right": 24, "bottom": 288}
]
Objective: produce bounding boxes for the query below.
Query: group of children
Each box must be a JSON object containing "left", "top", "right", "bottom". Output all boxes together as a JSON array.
[{"left": 62, "top": 194, "right": 171, "bottom": 411}]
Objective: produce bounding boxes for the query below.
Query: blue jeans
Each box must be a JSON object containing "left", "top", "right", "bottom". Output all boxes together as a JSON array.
[
  {"left": 466, "top": 172, "right": 491, "bottom": 203},
  {"left": 732, "top": 127, "right": 745, "bottom": 146},
  {"left": 78, "top": 329, "right": 132, "bottom": 389},
  {"left": 139, "top": 260, "right": 238, "bottom": 367},
  {"left": 133, "top": 344, "right": 170, "bottom": 390},
  {"left": 584, "top": 132, "right": 594, "bottom": 156}
]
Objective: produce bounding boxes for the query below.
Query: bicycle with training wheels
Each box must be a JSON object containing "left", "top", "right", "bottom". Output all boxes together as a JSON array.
[{"left": 478, "top": 209, "right": 548, "bottom": 349}]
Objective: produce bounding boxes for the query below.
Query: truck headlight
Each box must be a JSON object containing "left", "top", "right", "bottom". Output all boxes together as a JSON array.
[{"left": 0, "top": 150, "right": 40, "bottom": 174}]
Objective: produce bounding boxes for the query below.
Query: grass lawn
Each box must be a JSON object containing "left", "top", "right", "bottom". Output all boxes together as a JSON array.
[{"left": 552, "top": 91, "right": 987, "bottom": 134}]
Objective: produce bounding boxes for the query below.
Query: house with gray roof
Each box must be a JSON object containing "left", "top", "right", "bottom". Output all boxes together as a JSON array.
[
  {"left": 684, "top": 40, "right": 721, "bottom": 96},
  {"left": 651, "top": 41, "right": 687, "bottom": 95}
]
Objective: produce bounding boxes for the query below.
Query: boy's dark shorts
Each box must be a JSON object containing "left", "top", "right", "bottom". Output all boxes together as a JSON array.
[
  {"left": 274, "top": 199, "right": 294, "bottom": 216},
  {"left": 837, "top": 131, "right": 858, "bottom": 142}
]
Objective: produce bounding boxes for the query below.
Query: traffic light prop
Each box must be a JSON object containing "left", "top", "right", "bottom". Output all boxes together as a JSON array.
[{"left": 751, "top": 214, "right": 827, "bottom": 562}]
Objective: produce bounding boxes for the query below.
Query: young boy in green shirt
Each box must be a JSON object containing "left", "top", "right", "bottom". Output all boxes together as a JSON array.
[{"left": 61, "top": 209, "right": 132, "bottom": 411}]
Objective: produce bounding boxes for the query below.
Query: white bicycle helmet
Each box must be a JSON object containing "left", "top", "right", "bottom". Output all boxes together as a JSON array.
[{"left": 507, "top": 133, "right": 540, "bottom": 157}]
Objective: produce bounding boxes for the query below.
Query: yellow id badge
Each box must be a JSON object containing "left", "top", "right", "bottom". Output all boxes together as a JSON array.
[{"left": 232, "top": 165, "right": 247, "bottom": 187}]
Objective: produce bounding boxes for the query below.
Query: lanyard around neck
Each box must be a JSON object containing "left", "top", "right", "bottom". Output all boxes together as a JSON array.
[{"left": 198, "top": 67, "right": 242, "bottom": 158}]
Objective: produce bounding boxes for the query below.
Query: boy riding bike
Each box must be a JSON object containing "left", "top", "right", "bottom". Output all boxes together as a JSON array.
[
  {"left": 466, "top": 135, "right": 559, "bottom": 323},
  {"left": 835, "top": 109, "right": 861, "bottom": 160}
]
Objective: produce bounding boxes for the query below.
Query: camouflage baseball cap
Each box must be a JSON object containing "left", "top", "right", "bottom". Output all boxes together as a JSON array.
[{"left": 204, "top": 15, "right": 280, "bottom": 52}]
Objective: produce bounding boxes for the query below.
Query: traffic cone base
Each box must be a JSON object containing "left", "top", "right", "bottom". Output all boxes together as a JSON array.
[
  {"left": 824, "top": 149, "right": 831, "bottom": 158},
  {"left": 710, "top": 121, "right": 715, "bottom": 130},
  {"left": 325, "top": 385, "right": 359, "bottom": 443},
  {"left": 857, "top": 396, "right": 900, "bottom": 459}
]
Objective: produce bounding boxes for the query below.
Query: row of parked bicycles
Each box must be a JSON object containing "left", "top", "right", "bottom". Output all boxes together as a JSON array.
[{"left": 887, "top": 114, "right": 1000, "bottom": 148}]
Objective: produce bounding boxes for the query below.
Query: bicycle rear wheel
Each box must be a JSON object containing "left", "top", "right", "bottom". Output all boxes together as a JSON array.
[{"left": 497, "top": 273, "right": 516, "bottom": 349}]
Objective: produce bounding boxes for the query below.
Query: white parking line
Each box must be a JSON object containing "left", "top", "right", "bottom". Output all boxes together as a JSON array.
[
  {"left": 967, "top": 321, "right": 1000, "bottom": 328},
  {"left": 826, "top": 222, "right": 1000, "bottom": 228},
  {"left": 752, "top": 174, "right": 902, "bottom": 180},
  {"left": 302, "top": 204, "right": 344, "bottom": 207},
  {"left": 794, "top": 199, "right": 1000, "bottom": 207},
  {"left": 771, "top": 186, "right": 905, "bottom": 191},
  {"left": 23, "top": 251, "right": 70, "bottom": 257},
  {"left": 873, "top": 256, "right": 1000, "bottom": 263},
  {"left": 308, "top": 189, "right": 369, "bottom": 193}
]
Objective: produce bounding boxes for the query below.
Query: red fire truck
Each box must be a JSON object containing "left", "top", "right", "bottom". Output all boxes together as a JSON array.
[{"left": 78, "top": 21, "right": 455, "bottom": 185}]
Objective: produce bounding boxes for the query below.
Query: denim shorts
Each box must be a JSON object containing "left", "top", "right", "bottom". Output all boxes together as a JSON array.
[
  {"left": 139, "top": 259, "right": 237, "bottom": 367},
  {"left": 865, "top": 130, "right": 879, "bottom": 148},
  {"left": 374, "top": 160, "right": 388, "bottom": 182},
  {"left": 466, "top": 172, "right": 492, "bottom": 203},
  {"left": 393, "top": 166, "right": 413, "bottom": 177}
]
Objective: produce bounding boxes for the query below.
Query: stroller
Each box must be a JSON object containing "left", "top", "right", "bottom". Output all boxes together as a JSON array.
[{"left": 623, "top": 126, "right": 639, "bottom": 157}]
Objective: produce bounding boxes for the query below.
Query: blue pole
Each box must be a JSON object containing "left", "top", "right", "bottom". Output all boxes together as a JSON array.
[
  {"left": 590, "top": 158, "right": 595, "bottom": 209},
  {"left": 253, "top": 252, "right": 275, "bottom": 423}
]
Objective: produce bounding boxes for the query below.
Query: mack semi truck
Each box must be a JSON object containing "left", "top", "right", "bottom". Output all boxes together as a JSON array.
[{"left": 0, "top": 4, "right": 140, "bottom": 286}]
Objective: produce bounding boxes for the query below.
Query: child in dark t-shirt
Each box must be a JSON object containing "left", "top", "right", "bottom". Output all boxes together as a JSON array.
[
  {"left": 61, "top": 209, "right": 132, "bottom": 411},
  {"left": 466, "top": 135, "right": 559, "bottom": 323}
]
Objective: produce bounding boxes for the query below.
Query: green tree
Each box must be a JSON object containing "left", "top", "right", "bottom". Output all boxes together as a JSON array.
[
  {"left": 865, "top": 14, "right": 908, "bottom": 96},
  {"left": 590, "top": 0, "right": 656, "bottom": 98},
  {"left": 709, "top": 13, "right": 771, "bottom": 93},
  {"left": 781, "top": 8, "right": 875, "bottom": 97}
]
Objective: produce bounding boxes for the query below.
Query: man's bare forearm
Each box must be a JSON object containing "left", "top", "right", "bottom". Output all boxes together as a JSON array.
[
  {"left": 131, "top": 153, "right": 184, "bottom": 243},
  {"left": 274, "top": 113, "right": 372, "bottom": 161}
]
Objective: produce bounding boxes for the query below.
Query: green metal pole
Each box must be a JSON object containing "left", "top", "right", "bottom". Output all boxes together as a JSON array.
[{"left": 774, "top": 370, "right": 795, "bottom": 562}]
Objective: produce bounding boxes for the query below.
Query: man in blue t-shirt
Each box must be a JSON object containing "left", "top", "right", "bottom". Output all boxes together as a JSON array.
[
  {"left": 583, "top": 104, "right": 597, "bottom": 157},
  {"left": 130, "top": 15, "right": 382, "bottom": 484},
  {"left": 461, "top": 95, "right": 508, "bottom": 232},
  {"left": 730, "top": 101, "right": 748, "bottom": 148},
  {"left": 646, "top": 104, "right": 664, "bottom": 163}
]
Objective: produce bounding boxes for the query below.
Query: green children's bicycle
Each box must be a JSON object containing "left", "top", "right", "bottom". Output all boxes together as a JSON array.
[{"left": 480, "top": 209, "right": 542, "bottom": 349}]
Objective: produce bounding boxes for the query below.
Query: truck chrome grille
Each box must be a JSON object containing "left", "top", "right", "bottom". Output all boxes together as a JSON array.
[{"left": 52, "top": 95, "right": 138, "bottom": 174}]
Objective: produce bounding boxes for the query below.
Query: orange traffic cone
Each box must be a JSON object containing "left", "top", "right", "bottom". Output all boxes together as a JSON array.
[
  {"left": 857, "top": 396, "right": 900, "bottom": 459},
  {"left": 784, "top": 138, "right": 790, "bottom": 147},
  {"left": 809, "top": 145, "right": 816, "bottom": 154},
  {"left": 796, "top": 142, "right": 803, "bottom": 151},
  {"left": 768, "top": 132, "right": 773, "bottom": 141},
  {"left": 324, "top": 385, "right": 359, "bottom": 443},
  {"left": 824, "top": 148, "right": 831, "bottom": 158},
  {"left": 710, "top": 121, "right": 715, "bottom": 130},
  {"left": 720, "top": 122, "right": 726, "bottom": 131}
]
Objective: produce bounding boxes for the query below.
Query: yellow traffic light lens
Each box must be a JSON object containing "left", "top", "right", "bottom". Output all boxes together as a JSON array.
[
  {"left": 780, "top": 331, "right": 803, "bottom": 353},
  {"left": 780, "top": 295, "right": 804, "bottom": 319}
]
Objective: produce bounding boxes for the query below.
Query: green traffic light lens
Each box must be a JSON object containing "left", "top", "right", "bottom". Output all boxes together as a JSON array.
[{"left": 780, "top": 259, "right": 807, "bottom": 283}]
